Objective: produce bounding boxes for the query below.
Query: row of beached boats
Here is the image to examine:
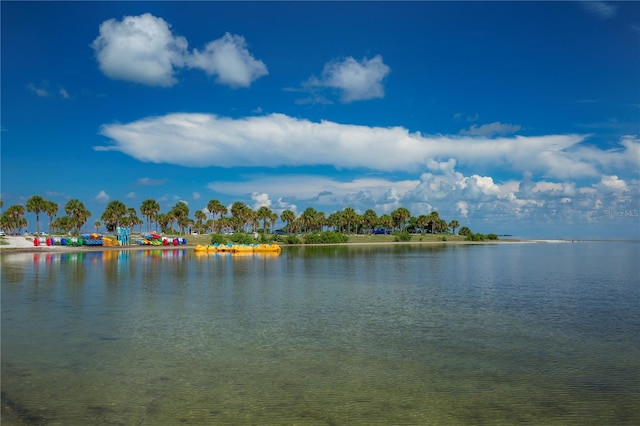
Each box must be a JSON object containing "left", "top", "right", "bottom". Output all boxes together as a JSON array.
[{"left": 194, "top": 243, "right": 282, "bottom": 254}]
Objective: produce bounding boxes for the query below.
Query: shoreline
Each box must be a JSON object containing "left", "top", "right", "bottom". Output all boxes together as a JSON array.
[{"left": 0, "top": 235, "right": 578, "bottom": 256}]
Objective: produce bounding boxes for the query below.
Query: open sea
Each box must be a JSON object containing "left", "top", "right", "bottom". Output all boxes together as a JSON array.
[{"left": 1, "top": 241, "right": 639, "bottom": 425}]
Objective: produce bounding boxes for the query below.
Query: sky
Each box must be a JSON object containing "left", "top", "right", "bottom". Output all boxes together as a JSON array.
[{"left": 1, "top": 1, "right": 639, "bottom": 239}]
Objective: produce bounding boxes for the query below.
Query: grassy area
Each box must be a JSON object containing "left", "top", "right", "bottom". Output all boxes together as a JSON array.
[
  {"left": 347, "top": 233, "right": 467, "bottom": 243},
  {"left": 175, "top": 232, "right": 466, "bottom": 246}
]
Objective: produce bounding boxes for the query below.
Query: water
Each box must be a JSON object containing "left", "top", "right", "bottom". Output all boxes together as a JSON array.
[{"left": 1, "top": 242, "right": 639, "bottom": 425}]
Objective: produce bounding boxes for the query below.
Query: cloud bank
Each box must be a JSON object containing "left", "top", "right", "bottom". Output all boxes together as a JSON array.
[
  {"left": 96, "top": 112, "right": 639, "bottom": 180},
  {"left": 91, "top": 13, "right": 267, "bottom": 87}
]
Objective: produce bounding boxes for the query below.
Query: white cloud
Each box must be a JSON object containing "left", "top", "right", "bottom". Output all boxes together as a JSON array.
[
  {"left": 188, "top": 33, "right": 268, "bottom": 88},
  {"left": 456, "top": 201, "right": 469, "bottom": 218},
  {"left": 460, "top": 122, "right": 522, "bottom": 136},
  {"left": 27, "top": 82, "right": 49, "bottom": 97},
  {"left": 126, "top": 192, "right": 136, "bottom": 198},
  {"left": 91, "top": 13, "right": 188, "bottom": 87},
  {"left": 59, "top": 88, "right": 70, "bottom": 99},
  {"left": 92, "top": 14, "right": 266, "bottom": 88},
  {"left": 581, "top": 1, "right": 618, "bottom": 19},
  {"left": 95, "top": 190, "right": 110, "bottom": 203},
  {"left": 137, "top": 177, "right": 167, "bottom": 186},
  {"left": 299, "top": 55, "right": 390, "bottom": 103},
  {"left": 96, "top": 112, "right": 639, "bottom": 180},
  {"left": 320, "top": 55, "right": 390, "bottom": 102},
  {"left": 251, "top": 192, "right": 271, "bottom": 210},
  {"left": 595, "top": 175, "right": 628, "bottom": 193},
  {"left": 193, "top": 192, "right": 201, "bottom": 200}
]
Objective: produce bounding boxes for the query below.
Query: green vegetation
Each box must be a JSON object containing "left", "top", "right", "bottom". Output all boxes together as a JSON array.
[
  {"left": 1, "top": 195, "right": 499, "bottom": 244},
  {"left": 394, "top": 231, "right": 412, "bottom": 242},
  {"left": 303, "top": 231, "right": 349, "bottom": 244}
]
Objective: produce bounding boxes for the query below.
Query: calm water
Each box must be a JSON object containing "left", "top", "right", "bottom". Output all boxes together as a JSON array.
[{"left": 1, "top": 242, "right": 639, "bottom": 425}]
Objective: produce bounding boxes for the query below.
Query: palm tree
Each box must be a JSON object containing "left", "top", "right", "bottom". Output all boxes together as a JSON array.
[
  {"left": 3, "top": 205, "right": 26, "bottom": 234},
  {"left": 140, "top": 199, "right": 160, "bottom": 232},
  {"left": 427, "top": 211, "right": 440, "bottom": 234},
  {"left": 391, "top": 207, "right": 411, "bottom": 231},
  {"left": 256, "top": 206, "right": 274, "bottom": 234},
  {"left": 342, "top": 207, "right": 359, "bottom": 234},
  {"left": 94, "top": 221, "right": 101, "bottom": 233},
  {"left": 170, "top": 201, "right": 190, "bottom": 235},
  {"left": 378, "top": 213, "right": 393, "bottom": 230},
  {"left": 362, "top": 209, "right": 378, "bottom": 234},
  {"left": 327, "top": 211, "right": 343, "bottom": 232},
  {"left": 280, "top": 210, "right": 296, "bottom": 232},
  {"left": 416, "top": 214, "right": 429, "bottom": 233},
  {"left": 207, "top": 199, "right": 227, "bottom": 232},
  {"left": 65, "top": 199, "right": 90, "bottom": 235},
  {"left": 436, "top": 218, "right": 449, "bottom": 234},
  {"left": 44, "top": 201, "right": 58, "bottom": 234},
  {"left": 52, "top": 216, "right": 73, "bottom": 234},
  {"left": 448, "top": 220, "right": 460, "bottom": 235},
  {"left": 194, "top": 210, "right": 207, "bottom": 234},
  {"left": 100, "top": 200, "right": 127, "bottom": 232},
  {"left": 156, "top": 213, "right": 170, "bottom": 234},
  {"left": 230, "top": 201, "right": 252, "bottom": 232},
  {"left": 26, "top": 195, "right": 47, "bottom": 234}
]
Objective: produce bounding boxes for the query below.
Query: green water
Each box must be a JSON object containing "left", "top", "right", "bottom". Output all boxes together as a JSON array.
[{"left": 2, "top": 242, "right": 639, "bottom": 424}]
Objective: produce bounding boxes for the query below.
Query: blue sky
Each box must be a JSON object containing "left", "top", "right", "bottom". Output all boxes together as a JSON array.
[{"left": 2, "top": 1, "right": 639, "bottom": 239}]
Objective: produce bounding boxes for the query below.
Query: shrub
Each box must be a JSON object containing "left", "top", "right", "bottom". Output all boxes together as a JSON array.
[
  {"left": 394, "top": 231, "right": 412, "bottom": 242},
  {"left": 441, "top": 236, "right": 447, "bottom": 241},
  {"left": 228, "top": 233, "right": 254, "bottom": 244},
  {"left": 258, "top": 233, "right": 273, "bottom": 244},
  {"left": 210, "top": 234, "right": 227, "bottom": 245},
  {"left": 285, "top": 234, "right": 301, "bottom": 244},
  {"left": 458, "top": 226, "right": 472, "bottom": 236},
  {"left": 466, "top": 233, "right": 486, "bottom": 241},
  {"left": 487, "top": 233, "right": 499, "bottom": 240}
]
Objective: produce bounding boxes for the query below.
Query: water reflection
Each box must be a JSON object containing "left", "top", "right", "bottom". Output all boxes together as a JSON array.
[{"left": 1, "top": 243, "right": 639, "bottom": 425}]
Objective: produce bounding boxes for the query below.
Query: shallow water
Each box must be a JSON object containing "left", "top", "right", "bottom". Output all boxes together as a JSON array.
[{"left": 2, "top": 242, "right": 639, "bottom": 425}]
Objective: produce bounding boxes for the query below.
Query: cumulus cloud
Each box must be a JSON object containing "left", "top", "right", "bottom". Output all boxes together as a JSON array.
[
  {"left": 96, "top": 113, "right": 639, "bottom": 180},
  {"left": 92, "top": 13, "right": 188, "bottom": 86},
  {"left": 26, "top": 82, "right": 49, "bottom": 97},
  {"left": 460, "top": 122, "right": 522, "bottom": 136},
  {"left": 299, "top": 55, "right": 390, "bottom": 103},
  {"left": 95, "top": 190, "right": 110, "bottom": 203},
  {"left": 188, "top": 33, "right": 268, "bottom": 88},
  {"left": 204, "top": 160, "right": 638, "bottom": 233},
  {"left": 91, "top": 14, "right": 266, "bottom": 88},
  {"left": 251, "top": 192, "right": 271, "bottom": 210}
]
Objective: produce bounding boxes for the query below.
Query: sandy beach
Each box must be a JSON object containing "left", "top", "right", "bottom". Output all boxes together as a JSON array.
[{"left": 0, "top": 234, "right": 546, "bottom": 256}]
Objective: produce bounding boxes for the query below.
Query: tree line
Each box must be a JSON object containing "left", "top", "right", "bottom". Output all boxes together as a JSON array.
[{"left": 0, "top": 195, "right": 470, "bottom": 237}]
